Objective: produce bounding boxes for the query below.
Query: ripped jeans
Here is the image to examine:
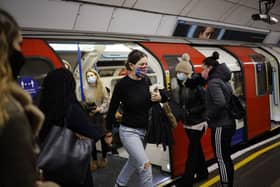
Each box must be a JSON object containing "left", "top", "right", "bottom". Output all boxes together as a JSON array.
[{"left": 116, "top": 125, "right": 153, "bottom": 187}]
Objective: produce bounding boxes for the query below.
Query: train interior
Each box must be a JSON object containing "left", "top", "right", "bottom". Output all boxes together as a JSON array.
[{"left": 19, "top": 37, "right": 280, "bottom": 186}]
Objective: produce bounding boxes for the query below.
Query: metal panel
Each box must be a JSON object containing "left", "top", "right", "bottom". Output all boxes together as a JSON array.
[
  {"left": 0, "top": 0, "right": 79, "bottom": 29},
  {"left": 223, "top": 6, "right": 255, "bottom": 25},
  {"left": 134, "top": 0, "right": 191, "bottom": 15},
  {"left": 187, "top": 0, "right": 233, "bottom": 20},
  {"left": 108, "top": 9, "right": 161, "bottom": 35},
  {"left": 155, "top": 15, "right": 178, "bottom": 36},
  {"left": 74, "top": 4, "right": 114, "bottom": 32}
]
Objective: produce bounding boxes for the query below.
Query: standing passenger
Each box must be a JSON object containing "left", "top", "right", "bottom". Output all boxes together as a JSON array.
[
  {"left": 201, "top": 51, "right": 236, "bottom": 187},
  {"left": 173, "top": 54, "right": 208, "bottom": 187},
  {"left": 0, "top": 8, "right": 59, "bottom": 187},
  {"left": 39, "top": 68, "right": 102, "bottom": 187},
  {"left": 105, "top": 49, "right": 167, "bottom": 187},
  {"left": 84, "top": 68, "right": 110, "bottom": 171}
]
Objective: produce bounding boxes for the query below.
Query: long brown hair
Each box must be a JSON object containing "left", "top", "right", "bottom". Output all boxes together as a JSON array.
[{"left": 0, "top": 9, "right": 20, "bottom": 127}]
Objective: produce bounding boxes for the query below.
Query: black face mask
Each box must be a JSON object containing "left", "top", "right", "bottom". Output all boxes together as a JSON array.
[{"left": 9, "top": 49, "right": 25, "bottom": 79}]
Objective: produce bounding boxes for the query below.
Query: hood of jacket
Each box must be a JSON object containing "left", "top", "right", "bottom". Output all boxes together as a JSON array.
[{"left": 208, "top": 63, "right": 231, "bottom": 82}]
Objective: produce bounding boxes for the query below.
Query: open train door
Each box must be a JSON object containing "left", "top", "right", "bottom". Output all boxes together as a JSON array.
[
  {"left": 20, "top": 38, "right": 63, "bottom": 104},
  {"left": 224, "top": 46, "right": 270, "bottom": 140},
  {"left": 140, "top": 42, "right": 211, "bottom": 177}
]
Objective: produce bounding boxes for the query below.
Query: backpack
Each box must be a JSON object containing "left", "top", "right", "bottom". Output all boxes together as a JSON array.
[
  {"left": 227, "top": 94, "right": 245, "bottom": 120},
  {"left": 219, "top": 79, "right": 245, "bottom": 120}
]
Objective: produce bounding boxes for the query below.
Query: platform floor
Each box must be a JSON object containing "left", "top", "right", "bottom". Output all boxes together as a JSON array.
[
  {"left": 195, "top": 133, "right": 280, "bottom": 187},
  {"left": 91, "top": 131, "right": 280, "bottom": 187},
  {"left": 92, "top": 153, "right": 170, "bottom": 187}
]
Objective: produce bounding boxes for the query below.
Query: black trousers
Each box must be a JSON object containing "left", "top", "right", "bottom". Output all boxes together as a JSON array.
[
  {"left": 92, "top": 137, "right": 107, "bottom": 160},
  {"left": 211, "top": 126, "right": 235, "bottom": 187},
  {"left": 181, "top": 129, "right": 208, "bottom": 187}
]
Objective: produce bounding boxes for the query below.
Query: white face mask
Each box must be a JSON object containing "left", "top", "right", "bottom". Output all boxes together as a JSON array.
[
  {"left": 176, "top": 72, "right": 187, "bottom": 81},
  {"left": 87, "top": 76, "right": 97, "bottom": 84}
]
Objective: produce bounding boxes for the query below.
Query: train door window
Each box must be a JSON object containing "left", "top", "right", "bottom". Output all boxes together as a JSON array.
[
  {"left": 18, "top": 57, "right": 55, "bottom": 105},
  {"left": 252, "top": 48, "right": 279, "bottom": 104},
  {"left": 255, "top": 63, "right": 267, "bottom": 96},
  {"left": 19, "top": 57, "right": 55, "bottom": 87},
  {"left": 251, "top": 54, "right": 268, "bottom": 96}
]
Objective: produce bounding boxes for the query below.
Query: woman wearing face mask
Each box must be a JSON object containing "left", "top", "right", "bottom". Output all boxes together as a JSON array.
[
  {"left": 172, "top": 53, "right": 208, "bottom": 187},
  {"left": 0, "top": 9, "right": 59, "bottom": 187},
  {"left": 83, "top": 69, "right": 110, "bottom": 171},
  {"left": 106, "top": 49, "right": 167, "bottom": 187},
  {"left": 201, "top": 51, "right": 235, "bottom": 187}
]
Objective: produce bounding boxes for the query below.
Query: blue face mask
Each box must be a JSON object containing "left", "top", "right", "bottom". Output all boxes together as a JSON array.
[
  {"left": 87, "top": 76, "right": 97, "bottom": 84},
  {"left": 176, "top": 72, "right": 187, "bottom": 81},
  {"left": 135, "top": 67, "right": 147, "bottom": 78}
]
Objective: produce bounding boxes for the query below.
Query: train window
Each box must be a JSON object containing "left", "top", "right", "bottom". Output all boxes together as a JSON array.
[
  {"left": 163, "top": 55, "right": 184, "bottom": 77},
  {"left": 255, "top": 63, "right": 267, "bottom": 96},
  {"left": 19, "top": 56, "right": 55, "bottom": 84},
  {"left": 251, "top": 54, "right": 268, "bottom": 96},
  {"left": 232, "top": 71, "right": 244, "bottom": 97}
]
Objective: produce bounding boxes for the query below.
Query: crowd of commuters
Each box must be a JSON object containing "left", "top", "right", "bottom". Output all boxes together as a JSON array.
[{"left": 0, "top": 8, "right": 238, "bottom": 187}]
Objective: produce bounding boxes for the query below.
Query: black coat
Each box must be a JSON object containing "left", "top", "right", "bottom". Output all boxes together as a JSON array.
[
  {"left": 206, "top": 63, "right": 235, "bottom": 128},
  {"left": 145, "top": 103, "right": 174, "bottom": 151}
]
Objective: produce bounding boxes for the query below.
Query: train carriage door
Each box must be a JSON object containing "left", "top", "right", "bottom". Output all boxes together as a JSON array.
[
  {"left": 224, "top": 46, "right": 270, "bottom": 140},
  {"left": 140, "top": 42, "right": 207, "bottom": 177},
  {"left": 252, "top": 47, "right": 280, "bottom": 129},
  {"left": 21, "top": 38, "right": 63, "bottom": 104},
  {"left": 193, "top": 46, "right": 245, "bottom": 145}
]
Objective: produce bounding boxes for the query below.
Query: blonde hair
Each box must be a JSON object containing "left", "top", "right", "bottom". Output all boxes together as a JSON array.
[
  {"left": 85, "top": 69, "right": 105, "bottom": 103},
  {"left": 0, "top": 9, "right": 19, "bottom": 127}
]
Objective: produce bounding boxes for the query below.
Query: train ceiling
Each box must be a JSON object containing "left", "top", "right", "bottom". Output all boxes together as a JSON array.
[{"left": 1, "top": 0, "right": 280, "bottom": 42}]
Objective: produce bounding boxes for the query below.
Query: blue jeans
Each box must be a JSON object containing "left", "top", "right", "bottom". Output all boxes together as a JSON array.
[{"left": 116, "top": 125, "right": 153, "bottom": 187}]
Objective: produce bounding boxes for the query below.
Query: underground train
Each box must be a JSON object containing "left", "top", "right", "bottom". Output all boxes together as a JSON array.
[{"left": 19, "top": 30, "right": 280, "bottom": 179}]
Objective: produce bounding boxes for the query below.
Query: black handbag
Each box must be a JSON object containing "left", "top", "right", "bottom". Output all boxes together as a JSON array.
[{"left": 37, "top": 106, "right": 92, "bottom": 184}]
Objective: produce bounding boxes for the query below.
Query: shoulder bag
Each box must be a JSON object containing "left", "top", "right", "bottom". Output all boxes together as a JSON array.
[{"left": 37, "top": 105, "right": 92, "bottom": 184}]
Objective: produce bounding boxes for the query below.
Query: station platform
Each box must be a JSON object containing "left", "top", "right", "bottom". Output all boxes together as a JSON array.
[
  {"left": 91, "top": 131, "right": 280, "bottom": 187},
  {"left": 194, "top": 134, "right": 280, "bottom": 187},
  {"left": 178, "top": 132, "right": 280, "bottom": 187}
]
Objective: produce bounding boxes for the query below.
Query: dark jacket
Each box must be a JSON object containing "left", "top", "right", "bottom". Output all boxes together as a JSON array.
[
  {"left": 39, "top": 102, "right": 102, "bottom": 144},
  {"left": 0, "top": 83, "right": 43, "bottom": 187},
  {"left": 171, "top": 74, "right": 207, "bottom": 126},
  {"left": 206, "top": 63, "right": 235, "bottom": 128}
]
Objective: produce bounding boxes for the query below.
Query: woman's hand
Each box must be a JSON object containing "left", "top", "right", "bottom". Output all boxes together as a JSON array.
[
  {"left": 151, "top": 92, "right": 161, "bottom": 102},
  {"left": 89, "top": 107, "right": 101, "bottom": 116},
  {"left": 104, "top": 132, "right": 113, "bottom": 146},
  {"left": 36, "top": 181, "right": 60, "bottom": 187}
]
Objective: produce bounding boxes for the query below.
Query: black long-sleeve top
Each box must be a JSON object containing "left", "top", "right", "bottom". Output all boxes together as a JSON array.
[{"left": 106, "top": 76, "right": 167, "bottom": 131}]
